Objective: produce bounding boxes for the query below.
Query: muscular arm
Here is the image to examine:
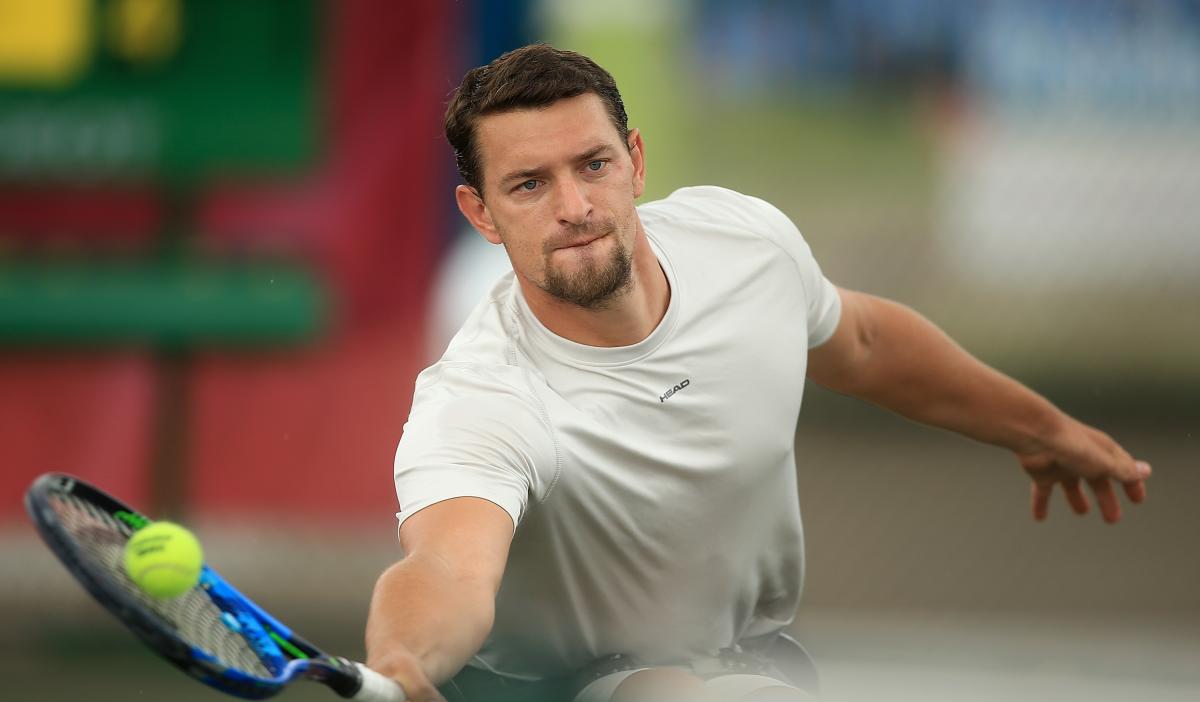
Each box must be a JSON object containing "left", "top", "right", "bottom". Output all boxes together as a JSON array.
[
  {"left": 807, "top": 287, "right": 1150, "bottom": 522},
  {"left": 365, "top": 497, "right": 514, "bottom": 701}
]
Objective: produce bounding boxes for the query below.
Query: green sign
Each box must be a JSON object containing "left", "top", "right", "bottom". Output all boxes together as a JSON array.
[
  {"left": 0, "top": 0, "right": 318, "bottom": 183},
  {"left": 0, "top": 257, "right": 326, "bottom": 346}
]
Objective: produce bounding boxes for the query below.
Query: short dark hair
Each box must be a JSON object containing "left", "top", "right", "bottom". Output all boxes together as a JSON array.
[{"left": 444, "top": 43, "right": 630, "bottom": 192}]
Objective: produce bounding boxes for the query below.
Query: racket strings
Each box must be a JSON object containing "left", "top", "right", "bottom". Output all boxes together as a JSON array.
[{"left": 49, "top": 491, "right": 272, "bottom": 679}]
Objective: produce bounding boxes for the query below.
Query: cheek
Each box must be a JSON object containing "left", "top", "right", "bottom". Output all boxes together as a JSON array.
[{"left": 493, "top": 220, "right": 549, "bottom": 269}]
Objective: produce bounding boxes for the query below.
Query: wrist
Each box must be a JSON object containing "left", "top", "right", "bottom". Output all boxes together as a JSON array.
[{"left": 1013, "top": 402, "right": 1069, "bottom": 455}]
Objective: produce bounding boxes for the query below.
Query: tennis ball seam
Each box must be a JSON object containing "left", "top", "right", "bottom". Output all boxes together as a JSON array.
[
  {"left": 123, "top": 521, "right": 204, "bottom": 598},
  {"left": 130, "top": 562, "right": 199, "bottom": 579}
]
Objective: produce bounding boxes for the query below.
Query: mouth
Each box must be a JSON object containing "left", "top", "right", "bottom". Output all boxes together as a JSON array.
[{"left": 555, "top": 231, "right": 609, "bottom": 251}]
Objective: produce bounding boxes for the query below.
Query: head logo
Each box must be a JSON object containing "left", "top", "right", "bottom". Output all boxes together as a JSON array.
[
  {"left": 659, "top": 378, "right": 691, "bottom": 403},
  {"left": 114, "top": 510, "right": 150, "bottom": 531}
]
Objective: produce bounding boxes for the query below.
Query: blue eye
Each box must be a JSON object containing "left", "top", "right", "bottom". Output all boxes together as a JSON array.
[
  {"left": 519, "top": 180, "right": 538, "bottom": 191},
  {"left": 587, "top": 160, "right": 605, "bottom": 172}
]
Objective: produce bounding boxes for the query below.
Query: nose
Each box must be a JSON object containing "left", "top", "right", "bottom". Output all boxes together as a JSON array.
[{"left": 554, "top": 177, "right": 592, "bottom": 226}]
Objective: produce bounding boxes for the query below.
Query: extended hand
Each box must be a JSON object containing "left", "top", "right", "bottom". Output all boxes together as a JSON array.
[{"left": 1016, "top": 418, "right": 1150, "bottom": 523}]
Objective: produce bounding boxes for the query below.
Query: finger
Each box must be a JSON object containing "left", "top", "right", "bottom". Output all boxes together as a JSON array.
[
  {"left": 1113, "top": 455, "right": 1153, "bottom": 483},
  {"left": 380, "top": 657, "right": 445, "bottom": 702},
  {"left": 1062, "top": 478, "right": 1090, "bottom": 515},
  {"left": 1031, "top": 480, "right": 1053, "bottom": 521},
  {"left": 1088, "top": 478, "right": 1122, "bottom": 523},
  {"left": 402, "top": 677, "right": 445, "bottom": 702},
  {"left": 1123, "top": 456, "right": 1152, "bottom": 494},
  {"left": 1121, "top": 461, "right": 1151, "bottom": 504},
  {"left": 1137, "top": 460, "right": 1152, "bottom": 478},
  {"left": 1124, "top": 478, "right": 1147, "bottom": 503},
  {"left": 403, "top": 681, "right": 445, "bottom": 702}
]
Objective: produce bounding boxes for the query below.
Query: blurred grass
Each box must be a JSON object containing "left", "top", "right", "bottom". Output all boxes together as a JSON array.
[
  {"left": 683, "top": 96, "right": 935, "bottom": 221},
  {"left": 550, "top": 24, "right": 1200, "bottom": 403}
]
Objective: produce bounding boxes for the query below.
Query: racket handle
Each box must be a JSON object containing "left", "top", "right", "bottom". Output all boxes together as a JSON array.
[{"left": 352, "top": 662, "right": 407, "bottom": 702}]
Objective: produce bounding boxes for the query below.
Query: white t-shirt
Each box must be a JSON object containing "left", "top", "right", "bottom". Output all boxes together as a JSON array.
[{"left": 394, "top": 186, "right": 842, "bottom": 680}]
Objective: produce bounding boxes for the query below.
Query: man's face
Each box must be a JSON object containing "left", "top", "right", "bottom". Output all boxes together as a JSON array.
[{"left": 457, "top": 93, "right": 645, "bottom": 309}]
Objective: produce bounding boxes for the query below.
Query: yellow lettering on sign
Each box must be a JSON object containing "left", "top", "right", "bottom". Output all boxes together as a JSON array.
[
  {"left": 107, "top": 0, "right": 181, "bottom": 66},
  {"left": 0, "top": 0, "right": 92, "bottom": 86}
]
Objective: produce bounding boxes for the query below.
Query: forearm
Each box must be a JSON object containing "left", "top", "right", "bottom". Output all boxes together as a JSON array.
[
  {"left": 365, "top": 552, "right": 495, "bottom": 685},
  {"left": 826, "top": 294, "right": 1066, "bottom": 453}
]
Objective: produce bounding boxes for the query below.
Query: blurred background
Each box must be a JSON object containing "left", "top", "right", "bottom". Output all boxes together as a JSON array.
[{"left": 1, "top": 1, "right": 1196, "bottom": 700}]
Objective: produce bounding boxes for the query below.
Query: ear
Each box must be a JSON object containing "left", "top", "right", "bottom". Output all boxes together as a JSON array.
[
  {"left": 627, "top": 128, "right": 646, "bottom": 199},
  {"left": 455, "top": 185, "right": 502, "bottom": 245}
]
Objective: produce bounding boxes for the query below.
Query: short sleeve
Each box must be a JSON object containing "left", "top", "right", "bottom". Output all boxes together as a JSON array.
[
  {"left": 803, "top": 275, "right": 842, "bottom": 348},
  {"left": 742, "top": 193, "right": 843, "bottom": 347},
  {"left": 393, "top": 367, "right": 556, "bottom": 531}
]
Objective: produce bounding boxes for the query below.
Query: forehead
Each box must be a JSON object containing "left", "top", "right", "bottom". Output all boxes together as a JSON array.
[{"left": 474, "top": 93, "right": 622, "bottom": 182}]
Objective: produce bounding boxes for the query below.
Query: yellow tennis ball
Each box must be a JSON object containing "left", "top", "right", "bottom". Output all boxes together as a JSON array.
[{"left": 123, "top": 521, "right": 203, "bottom": 598}]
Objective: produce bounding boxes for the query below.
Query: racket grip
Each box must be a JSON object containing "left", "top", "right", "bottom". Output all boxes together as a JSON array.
[{"left": 352, "top": 662, "right": 407, "bottom": 702}]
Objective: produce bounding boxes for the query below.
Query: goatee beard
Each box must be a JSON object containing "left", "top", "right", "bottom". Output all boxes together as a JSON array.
[{"left": 541, "top": 229, "right": 633, "bottom": 310}]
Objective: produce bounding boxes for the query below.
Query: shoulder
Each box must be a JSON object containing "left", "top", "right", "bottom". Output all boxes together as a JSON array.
[
  {"left": 409, "top": 361, "right": 548, "bottom": 434},
  {"left": 410, "top": 270, "right": 558, "bottom": 446},
  {"left": 411, "top": 357, "right": 534, "bottom": 402},
  {"left": 435, "top": 273, "right": 520, "bottom": 365},
  {"left": 639, "top": 185, "right": 796, "bottom": 236},
  {"left": 640, "top": 185, "right": 816, "bottom": 268},
  {"left": 399, "top": 360, "right": 557, "bottom": 490},
  {"left": 396, "top": 360, "right": 558, "bottom": 525}
]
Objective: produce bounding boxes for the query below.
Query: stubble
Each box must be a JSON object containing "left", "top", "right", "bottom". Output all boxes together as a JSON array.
[{"left": 541, "top": 221, "right": 632, "bottom": 310}]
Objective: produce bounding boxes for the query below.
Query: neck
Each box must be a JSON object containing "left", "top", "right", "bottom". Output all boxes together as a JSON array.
[{"left": 520, "top": 221, "right": 669, "bottom": 348}]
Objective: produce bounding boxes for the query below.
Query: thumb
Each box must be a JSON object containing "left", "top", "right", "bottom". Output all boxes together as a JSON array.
[{"left": 365, "top": 655, "right": 445, "bottom": 702}]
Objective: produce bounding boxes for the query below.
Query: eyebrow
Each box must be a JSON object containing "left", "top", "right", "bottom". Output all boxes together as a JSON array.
[{"left": 499, "top": 144, "right": 615, "bottom": 186}]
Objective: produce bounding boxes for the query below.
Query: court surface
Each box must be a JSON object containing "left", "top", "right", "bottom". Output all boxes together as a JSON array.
[{"left": 3, "top": 418, "right": 1195, "bottom": 701}]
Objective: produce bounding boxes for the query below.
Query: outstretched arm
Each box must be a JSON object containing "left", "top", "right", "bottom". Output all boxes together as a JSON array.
[
  {"left": 807, "top": 287, "right": 1150, "bottom": 522},
  {"left": 365, "top": 497, "right": 514, "bottom": 701}
]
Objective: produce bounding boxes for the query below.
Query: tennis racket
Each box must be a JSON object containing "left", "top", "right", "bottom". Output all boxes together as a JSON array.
[{"left": 24, "top": 472, "right": 406, "bottom": 701}]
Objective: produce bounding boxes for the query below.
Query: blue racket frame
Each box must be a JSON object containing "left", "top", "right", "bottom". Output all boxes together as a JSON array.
[{"left": 25, "top": 473, "right": 367, "bottom": 700}]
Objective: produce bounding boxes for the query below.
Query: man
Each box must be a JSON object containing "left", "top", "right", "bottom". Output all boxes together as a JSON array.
[{"left": 365, "top": 44, "right": 1150, "bottom": 702}]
